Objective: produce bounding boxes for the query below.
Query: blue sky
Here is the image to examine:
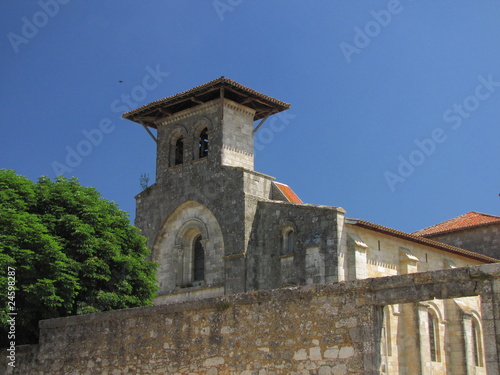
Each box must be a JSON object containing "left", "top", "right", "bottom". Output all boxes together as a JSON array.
[{"left": 1, "top": 1, "right": 499, "bottom": 233}]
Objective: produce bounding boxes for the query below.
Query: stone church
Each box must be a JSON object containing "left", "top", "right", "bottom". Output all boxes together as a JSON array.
[
  {"left": 14, "top": 78, "right": 500, "bottom": 375},
  {"left": 120, "top": 78, "right": 499, "bottom": 373}
]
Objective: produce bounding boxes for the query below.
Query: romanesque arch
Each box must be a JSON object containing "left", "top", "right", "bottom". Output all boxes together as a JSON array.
[
  {"left": 167, "top": 124, "right": 188, "bottom": 167},
  {"left": 193, "top": 117, "right": 212, "bottom": 160},
  {"left": 153, "top": 201, "right": 225, "bottom": 295}
]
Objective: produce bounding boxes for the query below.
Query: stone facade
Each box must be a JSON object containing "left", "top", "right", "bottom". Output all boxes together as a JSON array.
[
  {"left": 425, "top": 224, "right": 500, "bottom": 260},
  {"left": 342, "top": 223, "right": 491, "bottom": 280},
  {"left": 11, "top": 264, "right": 500, "bottom": 375},
  {"left": 9, "top": 79, "right": 500, "bottom": 374},
  {"left": 123, "top": 79, "right": 498, "bottom": 373},
  {"left": 125, "top": 79, "right": 498, "bottom": 308},
  {"left": 134, "top": 98, "right": 279, "bottom": 299},
  {"left": 246, "top": 201, "right": 345, "bottom": 291},
  {"left": 130, "top": 80, "right": 351, "bottom": 302}
]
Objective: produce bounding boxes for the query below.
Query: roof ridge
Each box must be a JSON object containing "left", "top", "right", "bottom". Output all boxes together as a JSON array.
[
  {"left": 468, "top": 211, "right": 500, "bottom": 219},
  {"left": 274, "top": 182, "right": 290, "bottom": 187},
  {"left": 122, "top": 77, "right": 290, "bottom": 120},
  {"left": 412, "top": 211, "right": 500, "bottom": 237}
]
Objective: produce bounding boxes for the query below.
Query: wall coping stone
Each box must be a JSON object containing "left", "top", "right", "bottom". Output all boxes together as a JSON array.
[
  {"left": 257, "top": 199, "right": 347, "bottom": 214},
  {"left": 38, "top": 263, "right": 499, "bottom": 330}
]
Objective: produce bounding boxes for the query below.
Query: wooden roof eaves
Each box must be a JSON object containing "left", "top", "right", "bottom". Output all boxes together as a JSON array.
[{"left": 122, "top": 77, "right": 290, "bottom": 125}]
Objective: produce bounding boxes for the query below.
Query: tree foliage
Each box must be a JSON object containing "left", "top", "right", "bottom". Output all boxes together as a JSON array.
[{"left": 0, "top": 170, "right": 158, "bottom": 346}]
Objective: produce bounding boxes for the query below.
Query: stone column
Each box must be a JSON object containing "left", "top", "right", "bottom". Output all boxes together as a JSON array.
[
  {"left": 481, "top": 279, "right": 500, "bottom": 374},
  {"left": 462, "top": 315, "right": 476, "bottom": 375},
  {"left": 174, "top": 245, "right": 183, "bottom": 286},
  {"left": 417, "top": 304, "right": 432, "bottom": 375},
  {"left": 445, "top": 299, "right": 467, "bottom": 375},
  {"left": 398, "top": 303, "right": 422, "bottom": 375}
]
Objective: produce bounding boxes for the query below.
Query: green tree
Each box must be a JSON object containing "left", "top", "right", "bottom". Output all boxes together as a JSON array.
[{"left": 0, "top": 170, "right": 158, "bottom": 346}]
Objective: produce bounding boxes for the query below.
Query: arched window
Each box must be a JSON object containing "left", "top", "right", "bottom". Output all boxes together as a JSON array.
[
  {"left": 198, "top": 128, "right": 208, "bottom": 158},
  {"left": 174, "top": 219, "right": 209, "bottom": 288},
  {"left": 174, "top": 137, "right": 184, "bottom": 166},
  {"left": 281, "top": 228, "right": 295, "bottom": 255},
  {"left": 193, "top": 235, "right": 205, "bottom": 282},
  {"left": 428, "top": 311, "right": 440, "bottom": 362}
]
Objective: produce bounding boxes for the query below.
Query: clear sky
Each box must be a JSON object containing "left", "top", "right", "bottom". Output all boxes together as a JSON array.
[{"left": 1, "top": 1, "right": 499, "bottom": 233}]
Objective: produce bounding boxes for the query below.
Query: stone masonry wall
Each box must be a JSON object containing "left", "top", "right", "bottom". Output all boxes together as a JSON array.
[
  {"left": 342, "top": 224, "right": 487, "bottom": 282},
  {"left": 246, "top": 201, "right": 345, "bottom": 291},
  {"left": 134, "top": 98, "right": 276, "bottom": 299},
  {"left": 427, "top": 224, "right": 500, "bottom": 259},
  {"left": 13, "top": 264, "right": 500, "bottom": 375}
]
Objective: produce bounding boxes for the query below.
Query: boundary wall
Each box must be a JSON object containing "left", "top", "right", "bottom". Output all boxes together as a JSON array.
[{"left": 10, "top": 263, "right": 500, "bottom": 375}]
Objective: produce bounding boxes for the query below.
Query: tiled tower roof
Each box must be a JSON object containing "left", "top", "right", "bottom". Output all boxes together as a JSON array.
[{"left": 123, "top": 77, "right": 290, "bottom": 126}]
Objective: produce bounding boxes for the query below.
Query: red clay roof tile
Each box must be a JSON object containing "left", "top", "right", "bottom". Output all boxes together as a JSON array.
[
  {"left": 412, "top": 211, "right": 500, "bottom": 237},
  {"left": 347, "top": 218, "right": 499, "bottom": 263},
  {"left": 274, "top": 182, "right": 303, "bottom": 203}
]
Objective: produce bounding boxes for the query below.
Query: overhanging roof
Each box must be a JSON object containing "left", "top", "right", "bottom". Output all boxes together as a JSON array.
[
  {"left": 413, "top": 211, "right": 500, "bottom": 237},
  {"left": 122, "top": 77, "right": 290, "bottom": 128},
  {"left": 346, "top": 218, "right": 500, "bottom": 264}
]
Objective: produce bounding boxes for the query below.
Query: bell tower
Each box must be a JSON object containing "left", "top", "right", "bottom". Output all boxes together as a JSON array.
[
  {"left": 123, "top": 77, "right": 289, "bottom": 183},
  {"left": 122, "top": 77, "right": 290, "bottom": 303}
]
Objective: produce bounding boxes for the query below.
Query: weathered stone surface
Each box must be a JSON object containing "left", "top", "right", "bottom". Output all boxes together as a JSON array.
[
  {"left": 11, "top": 81, "right": 500, "bottom": 375},
  {"left": 246, "top": 200, "right": 344, "bottom": 291},
  {"left": 12, "top": 264, "right": 500, "bottom": 375},
  {"left": 427, "top": 223, "right": 500, "bottom": 259},
  {"left": 134, "top": 95, "right": 347, "bottom": 304}
]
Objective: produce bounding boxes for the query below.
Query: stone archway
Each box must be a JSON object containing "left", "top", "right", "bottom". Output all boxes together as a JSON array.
[{"left": 153, "top": 200, "right": 225, "bottom": 296}]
